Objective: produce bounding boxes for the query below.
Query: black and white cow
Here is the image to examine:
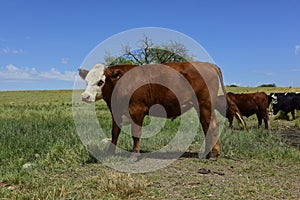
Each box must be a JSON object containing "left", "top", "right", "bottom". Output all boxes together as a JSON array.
[{"left": 270, "top": 92, "right": 300, "bottom": 120}]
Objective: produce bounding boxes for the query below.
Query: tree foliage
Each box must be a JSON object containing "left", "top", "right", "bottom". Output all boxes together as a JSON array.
[
  {"left": 104, "top": 36, "right": 194, "bottom": 66},
  {"left": 227, "top": 84, "right": 239, "bottom": 87},
  {"left": 257, "top": 83, "right": 276, "bottom": 87}
]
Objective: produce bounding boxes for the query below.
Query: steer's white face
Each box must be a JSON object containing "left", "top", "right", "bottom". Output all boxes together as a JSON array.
[{"left": 79, "top": 64, "right": 105, "bottom": 103}]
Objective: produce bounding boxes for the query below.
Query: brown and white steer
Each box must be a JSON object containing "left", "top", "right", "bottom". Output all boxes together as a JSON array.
[{"left": 78, "top": 62, "right": 245, "bottom": 160}]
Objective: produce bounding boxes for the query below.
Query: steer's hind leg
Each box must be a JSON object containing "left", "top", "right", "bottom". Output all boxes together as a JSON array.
[
  {"left": 228, "top": 115, "right": 234, "bottom": 128},
  {"left": 256, "top": 113, "right": 263, "bottom": 127},
  {"left": 200, "top": 104, "right": 220, "bottom": 159},
  {"left": 257, "top": 110, "right": 269, "bottom": 129},
  {"left": 130, "top": 123, "right": 143, "bottom": 162},
  {"left": 262, "top": 110, "right": 269, "bottom": 129},
  {"left": 129, "top": 104, "right": 146, "bottom": 161},
  {"left": 263, "top": 115, "right": 269, "bottom": 129},
  {"left": 291, "top": 110, "right": 296, "bottom": 120}
]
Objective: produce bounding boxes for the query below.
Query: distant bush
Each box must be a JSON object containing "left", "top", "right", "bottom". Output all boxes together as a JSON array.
[
  {"left": 227, "top": 84, "right": 239, "bottom": 87},
  {"left": 257, "top": 83, "right": 276, "bottom": 87}
]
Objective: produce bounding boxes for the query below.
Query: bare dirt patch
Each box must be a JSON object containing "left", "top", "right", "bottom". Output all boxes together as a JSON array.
[
  {"left": 270, "top": 117, "right": 300, "bottom": 151},
  {"left": 133, "top": 145, "right": 300, "bottom": 199},
  {"left": 281, "top": 129, "right": 300, "bottom": 151},
  {"left": 281, "top": 128, "right": 300, "bottom": 150}
]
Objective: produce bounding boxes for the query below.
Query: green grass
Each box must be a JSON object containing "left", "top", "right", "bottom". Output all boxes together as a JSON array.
[
  {"left": 0, "top": 88, "right": 300, "bottom": 199},
  {"left": 226, "top": 86, "right": 299, "bottom": 94},
  {"left": 0, "top": 102, "right": 86, "bottom": 170}
]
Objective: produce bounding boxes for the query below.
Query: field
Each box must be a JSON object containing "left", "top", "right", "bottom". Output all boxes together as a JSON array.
[{"left": 1, "top": 88, "right": 300, "bottom": 199}]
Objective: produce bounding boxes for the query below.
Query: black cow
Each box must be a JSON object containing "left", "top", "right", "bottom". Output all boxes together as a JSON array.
[
  {"left": 270, "top": 92, "right": 300, "bottom": 120},
  {"left": 268, "top": 93, "right": 285, "bottom": 107}
]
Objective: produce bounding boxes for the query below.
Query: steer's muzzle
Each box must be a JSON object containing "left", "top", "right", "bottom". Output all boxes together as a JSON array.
[{"left": 81, "top": 93, "right": 92, "bottom": 103}]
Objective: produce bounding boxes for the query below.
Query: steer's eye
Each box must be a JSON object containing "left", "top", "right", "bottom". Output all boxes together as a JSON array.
[{"left": 98, "top": 80, "right": 104, "bottom": 86}]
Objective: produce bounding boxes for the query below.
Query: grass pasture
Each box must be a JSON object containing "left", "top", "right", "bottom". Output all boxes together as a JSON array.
[{"left": 0, "top": 88, "right": 300, "bottom": 199}]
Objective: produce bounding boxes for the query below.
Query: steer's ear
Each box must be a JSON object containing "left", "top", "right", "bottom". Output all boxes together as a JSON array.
[
  {"left": 111, "top": 69, "right": 123, "bottom": 79},
  {"left": 78, "top": 68, "right": 89, "bottom": 80},
  {"left": 104, "top": 68, "right": 123, "bottom": 80}
]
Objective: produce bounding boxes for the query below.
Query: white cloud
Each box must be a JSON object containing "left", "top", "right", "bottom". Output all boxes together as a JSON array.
[
  {"left": 39, "top": 68, "right": 75, "bottom": 81},
  {"left": 295, "top": 45, "right": 300, "bottom": 55},
  {"left": 0, "top": 64, "right": 76, "bottom": 82},
  {"left": 0, "top": 64, "right": 37, "bottom": 80},
  {"left": 61, "top": 57, "right": 69, "bottom": 65},
  {"left": 1, "top": 48, "right": 24, "bottom": 54},
  {"left": 289, "top": 68, "right": 300, "bottom": 72},
  {"left": 6, "top": 64, "right": 18, "bottom": 72}
]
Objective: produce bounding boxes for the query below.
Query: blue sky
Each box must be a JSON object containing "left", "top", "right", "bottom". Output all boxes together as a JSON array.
[{"left": 0, "top": 0, "right": 299, "bottom": 90}]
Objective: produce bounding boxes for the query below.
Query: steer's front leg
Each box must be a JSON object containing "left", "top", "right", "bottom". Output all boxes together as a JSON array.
[{"left": 108, "top": 119, "right": 121, "bottom": 155}]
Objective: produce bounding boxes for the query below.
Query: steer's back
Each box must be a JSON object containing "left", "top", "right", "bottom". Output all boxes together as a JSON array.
[
  {"left": 106, "top": 62, "right": 222, "bottom": 119},
  {"left": 163, "top": 62, "right": 221, "bottom": 99}
]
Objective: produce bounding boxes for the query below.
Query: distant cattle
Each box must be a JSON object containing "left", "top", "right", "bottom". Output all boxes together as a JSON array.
[
  {"left": 78, "top": 62, "right": 246, "bottom": 160},
  {"left": 218, "top": 92, "right": 269, "bottom": 129},
  {"left": 270, "top": 92, "right": 300, "bottom": 120}
]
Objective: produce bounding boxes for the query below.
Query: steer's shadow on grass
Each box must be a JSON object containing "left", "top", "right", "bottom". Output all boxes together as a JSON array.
[
  {"left": 137, "top": 150, "right": 199, "bottom": 160},
  {"left": 85, "top": 149, "right": 200, "bottom": 164}
]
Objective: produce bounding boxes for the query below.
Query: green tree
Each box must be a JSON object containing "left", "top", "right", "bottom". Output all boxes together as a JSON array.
[
  {"left": 257, "top": 83, "right": 276, "bottom": 87},
  {"left": 104, "top": 36, "right": 194, "bottom": 66}
]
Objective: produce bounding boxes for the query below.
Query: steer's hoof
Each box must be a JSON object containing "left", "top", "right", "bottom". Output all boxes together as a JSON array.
[
  {"left": 199, "top": 151, "right": 219, "bottom": 160},
  {"left": 106, "top": 149, "right": 115, "bottom": 156},
  {"left": 107, "top": 144, "right": 117, "bottom": 155},
  {"left": 129, "top": 152, "right": 140, "bottom": 162},
  {"left": 209, "top": 151, "right": 220, "bottom": 160}
]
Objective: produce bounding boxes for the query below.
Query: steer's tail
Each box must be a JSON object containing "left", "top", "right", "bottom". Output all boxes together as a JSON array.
[
  {"left": 215, "top": 66, "right": 248, "bottom": 131},
  {"left": 214, "top": 66, "right": 227, "bottom": 98}
]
